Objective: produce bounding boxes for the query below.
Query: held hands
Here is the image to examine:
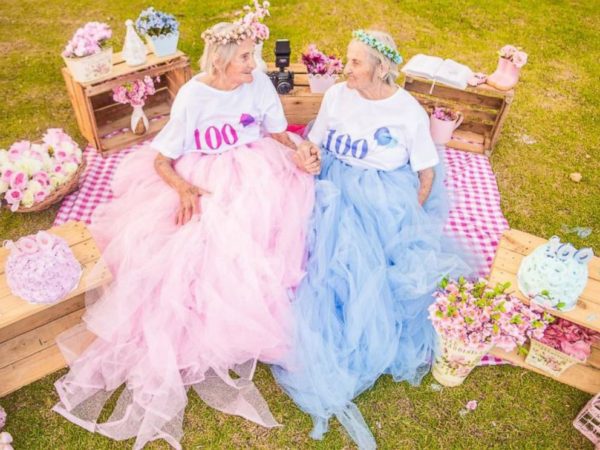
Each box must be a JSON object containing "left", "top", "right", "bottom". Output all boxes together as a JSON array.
[
  {"left": 293, "top": 141, "right": 321, "bottom": 175},
  {"left": 175, "top": 182, "right": 211, "bottom": 226}
]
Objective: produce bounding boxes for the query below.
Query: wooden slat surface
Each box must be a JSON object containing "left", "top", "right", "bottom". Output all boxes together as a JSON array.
[
  {"left": 490, "top": 346, "right": 600, "bottom": 394},
  {"left": 488, "top": 229, "right": 600, "bottom": 333}
]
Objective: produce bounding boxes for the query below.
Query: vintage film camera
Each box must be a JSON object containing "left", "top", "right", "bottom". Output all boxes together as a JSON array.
[{"left": 267, "top": 39, "right": 294, "bottom": 94}]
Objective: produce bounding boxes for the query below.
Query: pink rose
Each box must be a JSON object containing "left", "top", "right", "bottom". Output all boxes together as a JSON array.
[
  {"left": 10, "top": 171, "right": 27, "bottom": 190},
  {"left": 512, "top": 51, "right": 528, "bottom": 68},
  {"left": 560, "top": 340, "right": 590, "bottom": 361},
  {"left": 34, "top": 189, "right": 49, "bottom": 203},
  {"left": 33, "top": 171, "right": 50, "bottom": 187},
  {"left": 2, "top": 169, "right": 14, "bottom": 183},
  {"left": 16, "top": 236, "right": 38, "bottom": 254},
  {"left": 4, "top": 188, "right": 22, "bottom": 204},
  {"left": 8, "top": 140, "right": 31, "bottom": 160},
  {"left": 499, "top": 45, "right": 517, "bottom": 58},
  {"left": 53, "top": 164, "right": 64, "bottom": 174}
]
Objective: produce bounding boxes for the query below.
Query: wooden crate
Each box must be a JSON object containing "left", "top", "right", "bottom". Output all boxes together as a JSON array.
[
  {"left": 488, "top": 229, "right": 600, "bottom": 394},
  {"left": 0, "top": 221, "right": 111, "bottom": 397},
  {"left": 402, "top": 76, "right": 513, "bottom": 156},
  {"left": 62, "top": 47, "right": 192, "bottom": 156}
]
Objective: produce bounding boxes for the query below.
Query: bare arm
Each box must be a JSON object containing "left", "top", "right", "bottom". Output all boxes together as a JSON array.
[
  {"left": 270, "top": 131, "right": 297, "bottom": 151},
  {"left": 154, "top": 153, "right": 210, "bottom": 226},
  {"left": 417, "top": 167, "right": 434, "bottom": 205}
]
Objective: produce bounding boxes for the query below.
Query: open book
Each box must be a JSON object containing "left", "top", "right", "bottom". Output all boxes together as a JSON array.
[{"left": 401, "top": 54, "right": 473, "bottom": 90}]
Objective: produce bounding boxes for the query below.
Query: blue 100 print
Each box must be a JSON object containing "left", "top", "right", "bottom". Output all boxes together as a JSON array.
[{"left": 323, "top": 129, "right": 369, "bottom": 159}]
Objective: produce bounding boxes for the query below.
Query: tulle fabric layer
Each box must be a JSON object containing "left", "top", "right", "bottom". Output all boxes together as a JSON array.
[
  {"left": 53, "top": 137, "right": 314, "bottom": 449},
  {"left": 272, "top": 152, "right": 480, "bottom": 449}
]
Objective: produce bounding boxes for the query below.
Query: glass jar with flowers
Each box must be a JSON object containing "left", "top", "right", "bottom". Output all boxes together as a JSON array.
[{"left": 112, "top": 76, "right": 159, "bottom": 135}]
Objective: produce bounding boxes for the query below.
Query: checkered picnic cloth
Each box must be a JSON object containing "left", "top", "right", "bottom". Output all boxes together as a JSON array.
[{"left": 54, "top": 132, "right": 510, "bottom": 366}]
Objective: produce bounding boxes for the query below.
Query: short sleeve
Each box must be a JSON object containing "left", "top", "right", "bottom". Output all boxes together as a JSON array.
[
  {"left": 408, "top": 107, "right": 440, "bottom": 172},
  {"left": 256, "top": 71, "right": 288, "bottom": 133},
  {"left": 306, "top": 85, "right": 335, "bottom": 146},
  {"left": 151, "top": 87, "right": 187, "bottom": 159}
]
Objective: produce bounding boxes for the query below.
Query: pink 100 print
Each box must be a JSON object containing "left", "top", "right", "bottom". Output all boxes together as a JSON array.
[{"left": 193, "top": 114, "right": 257, "bottom": 151}]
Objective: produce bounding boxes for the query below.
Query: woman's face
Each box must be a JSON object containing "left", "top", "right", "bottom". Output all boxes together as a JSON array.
[
  {"left": 343, "top": 41, "right": 377, "bottom": 91},
  {"left": 222, "top": 38, "right": 256, "bottom": 85}
]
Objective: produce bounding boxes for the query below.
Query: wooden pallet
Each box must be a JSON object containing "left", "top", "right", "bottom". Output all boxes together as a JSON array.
[
  {"left": 0, "top": 221, "right": 111, "bottom": 397},
  {"left": 488, "top": 229, "right": 600, "bottom": 394},
  {"left": 62, "top": 47, "right": 192, "bottom": 156},
  {"left": 402, "top": 76, "right": 513, "bottom": 155}
]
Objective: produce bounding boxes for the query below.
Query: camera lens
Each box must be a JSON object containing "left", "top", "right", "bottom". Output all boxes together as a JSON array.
[{"left": 276, "top": 82, "right": 292, "bottom": 94}]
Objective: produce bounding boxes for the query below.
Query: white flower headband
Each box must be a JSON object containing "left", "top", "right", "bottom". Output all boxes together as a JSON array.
[
  {"left": 352, "top": 29, "right": 403, "bottom": 64},
  {"left": 201, "top": 1, "right": 270, "bottom": 45}
]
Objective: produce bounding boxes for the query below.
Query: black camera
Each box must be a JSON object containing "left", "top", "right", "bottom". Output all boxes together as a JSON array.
[{"left": 267, "top": 39, "right": 294, "bottom": 95}]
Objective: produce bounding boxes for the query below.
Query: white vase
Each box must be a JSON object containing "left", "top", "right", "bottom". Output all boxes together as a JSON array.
[
  {"left": 122, "top": 19, "right": 147, "bottom": 66},
  {"left": 308, "top": 74, "right": 337, "bottom": 93},
  {"left": 254, "top": 41, "right": 268, "bottom": 73},
  {"left": 131, "top": 105, "right": 149, "bottom": 135},
  {"left": 431, "top": 335, "right": 492, "bottom": 387},
  {"left": 63, "top": 47, "right": 113, "bottom": 83}
]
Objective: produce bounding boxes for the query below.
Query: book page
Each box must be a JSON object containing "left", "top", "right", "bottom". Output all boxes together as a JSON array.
[
  {"left": 401, "top": 54, "right": 444, "bottom": 79},
  {"left": 434, "top": 59, "right": 473, "bottom": 90}
]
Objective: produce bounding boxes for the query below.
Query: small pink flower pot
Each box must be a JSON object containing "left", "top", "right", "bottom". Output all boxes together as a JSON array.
[
  {"left": 487, "top": 56, "right": 521, "bottom": 91},
  {"left": 430, "top": 113, "right": 463, "bottom": 146}
]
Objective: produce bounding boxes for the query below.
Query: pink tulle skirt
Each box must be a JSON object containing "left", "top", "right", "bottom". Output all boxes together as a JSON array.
[{"left": 53, "top": 137, "right": 314, "bottom": 449}]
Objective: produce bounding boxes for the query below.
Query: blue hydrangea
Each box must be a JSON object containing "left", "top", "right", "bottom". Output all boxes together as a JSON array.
[{"left": 135, "top": 7, "right": 179, "bottom": 37}]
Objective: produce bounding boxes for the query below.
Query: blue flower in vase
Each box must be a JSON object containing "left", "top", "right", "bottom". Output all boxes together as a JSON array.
[
  {"left": 374, "top": 127, "right": 398, "bottom": 148},
  {"left": 240, "top": 113, "right": 256, "bottom": 127}
]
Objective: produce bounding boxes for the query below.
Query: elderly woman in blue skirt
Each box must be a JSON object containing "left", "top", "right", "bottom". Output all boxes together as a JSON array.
[{"left": 272, "top": 30, "right": 479, "bottom": 449}]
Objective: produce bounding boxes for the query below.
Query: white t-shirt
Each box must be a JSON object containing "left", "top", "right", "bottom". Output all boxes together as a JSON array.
[
  {"left": 152, "top": 69, "right": 288, "bottom": 159},
  {"left": 307, "top": 82, "right": 439, "bottom": 171}
]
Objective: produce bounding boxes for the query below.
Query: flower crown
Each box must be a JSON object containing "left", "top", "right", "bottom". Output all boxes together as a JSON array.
[
  {"left": 201, "top": 1, "right": 270, "bottom": 45},
  {"left": 352, "top": 30, "right": 403, "bottom": 65}
]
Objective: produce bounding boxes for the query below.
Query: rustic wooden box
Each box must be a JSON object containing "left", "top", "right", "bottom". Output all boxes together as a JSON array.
[
  {"left": 0, "top": 221, "right": 111, "bottom": 397},
  {"left": 402, "top": 76, "right": 514, "bottom": 156},
  {"left": 488, "top": 229, "right": 600, "bottom": 394},
  {"left": 62, "top": 47, "right": 192, "bottom": 156}
]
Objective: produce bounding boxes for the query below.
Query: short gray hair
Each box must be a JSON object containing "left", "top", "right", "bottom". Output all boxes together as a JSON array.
[
  {"left": 352, "top": 30, "right": 400, "bottom": 86},
  {"left": 199, "top": 22, "right": 241, "bottom": 75}
]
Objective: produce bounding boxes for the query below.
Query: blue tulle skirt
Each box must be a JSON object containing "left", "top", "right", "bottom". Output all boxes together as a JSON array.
[{"left": 272, "top": 152, "right": 479, "bottom": 449}]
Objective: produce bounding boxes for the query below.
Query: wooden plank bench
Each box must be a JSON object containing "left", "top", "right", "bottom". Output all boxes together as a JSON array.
[
  {"left": 0, "top": 221, "right": 111, "bottom": 397},
  {"left": 488, "top": 229, "right": 600, "bottom": 394}
]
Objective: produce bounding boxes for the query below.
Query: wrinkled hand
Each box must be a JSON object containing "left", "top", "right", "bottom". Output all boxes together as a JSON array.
[
  {"left": 293, "top": 141, "right": 321, "bottom": 175},
  {"left": 175, "top": 182, "right": 211, "bottom": 226}
]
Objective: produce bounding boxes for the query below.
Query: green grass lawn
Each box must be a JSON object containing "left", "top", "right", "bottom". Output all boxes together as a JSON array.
[{"left": 1, "top": 0, "right": 598, "bottom": 448}]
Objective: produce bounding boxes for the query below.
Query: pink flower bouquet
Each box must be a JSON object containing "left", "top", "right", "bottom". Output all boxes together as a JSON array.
[
  {"left": 0, "top": 129, "right": 84, "bottom": 212},
  {"left": 302, "top": 45, "right": 344, "bottom": 76},
  {"left": 112, "top": 76, "right": 159, "bottom": 107},
  {"left": 62, "top": 22, "right": 112, "bottom": 58},
  {"left": 498, "top": 45, "right": 528, "bottom": 68},
  {"left": 429, "top": 277, "right": 554, "bottom": 352}
]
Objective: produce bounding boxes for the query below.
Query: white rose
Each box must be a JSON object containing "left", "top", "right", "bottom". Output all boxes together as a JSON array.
[
  {"left": 26, "top": 179, "right": 43, "bottom": 195},
  {"left": 74, "top": 148, "right": 83, "bottom": 161},
  {"left": 21, "top": 188, "right": 35, "bottom": 207},
  {"left": 50, "top": 173, "right": 67, "bottom": 188},
  {"left": 0, "top": 179, "right": 8, "bottom": 194},
  {"left": 0, "top": 150, "right": 8, "bottom": 165},
  {"left": 16, "top": 157, "right": 43, "bottom": 177},
  {"left": 42, "top": 154, "right": 53, "bottom": 171},
  {"left": 61, "top": 142, "right": 76, "bottom": 155},
  {"left": 62, "top": 162, "right": 78, "bottom": 175},
  {"left": 30, "top": 143, "right": 47, "bottom": 155}
]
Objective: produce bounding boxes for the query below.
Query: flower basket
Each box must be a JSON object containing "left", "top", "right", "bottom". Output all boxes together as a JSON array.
[
  {"left": 308, "top": 74, "right": 337, "bottom": 93},
  {"left": 146, "top": 32, "right": 179, "bottom": 57},
  {"left": 63, "top": 47, "right": 113, "bottom": 83},
  {"left": 432, "top": 335, "right": 492, "bottom": 386},
  {"left": 525, "top": 338, "right": 584, "bottom": 377},
  {"left": 573, "top": 392, "right": 600, "bottom": 446},
  {"left": 10, "top": 158, "right": 86, "bottom": 213}
]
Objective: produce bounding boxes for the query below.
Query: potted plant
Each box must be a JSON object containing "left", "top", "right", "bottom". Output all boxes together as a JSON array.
[
  {"left": 112, "top": 76, "right": 159, "bottom": 135},
  {"left": 526, "top": 318, "right": 598, "bottom": 377},
  {"left": 301, "top": 44, "right": 344, "bottom": 93},
  {"left": 429, "top": 106, "right": 463, "bottom": 146},
  {"left": 62, "top": 22, "right": 113, "bottom": 83},
  {"left": 487, "top": 44, "right": 528, "bottom": 91},
  {"left": 428, "top": 276, "right": 553, "bottom": 386},
  {"left": 135, "top": 7, "right": 179, "bottom": 57},
  {"left": 0, "top": 129, "right": 85, "bottom": 212}
]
